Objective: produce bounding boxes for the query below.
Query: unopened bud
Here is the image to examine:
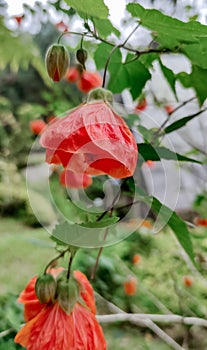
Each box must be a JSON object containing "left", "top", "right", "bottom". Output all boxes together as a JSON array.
[
  {"left": 76, "top": 48, "right": 88, "bottom": 68},
  {"left": 45, "top": 44, "right": 70, "bottom": 82},
  {"left": 35, "top": 273, "right": 56, "bottom": 304},
  {"left": 56, "top": 275, "right": 80, "bottom": 314}
]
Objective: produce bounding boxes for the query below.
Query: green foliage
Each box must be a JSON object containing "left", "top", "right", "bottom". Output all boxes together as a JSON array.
[
  {"left": 177, "top": 66, "right": 207, "bottom": 105},
  {"left": 63, "top": 0, "right": 109, "bottom": 18},
  {"left": 134, "top": 185, "right": 195, "bottom": 264},
  {"left": 92, "top": 19, "right": 120, "bottom": 38},
  {"left": 159, "top": 58, "right": 177, "bottom": 99},
  {"left": 94, "top": 44, "right": 151, "bottom": 99},
  {"left": 164, "top": 109, "right": 207, "bottom": 134},
  {"left": 126, "top": 3, "right": 207, "bottom": 48},
  {"left": 0, "top": 19, "right": 47, "bottom": 83},
  {"left": 138, "top": 143, "right": 201, "bottom": 166}
]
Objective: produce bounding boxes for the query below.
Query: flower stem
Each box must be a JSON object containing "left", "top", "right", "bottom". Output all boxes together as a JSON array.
[
  {"left": 44, "top": 247, "right": 70, "bottom": 274},
  {"left": 66, "top": 248, "right": 77, "bottom": 281}
]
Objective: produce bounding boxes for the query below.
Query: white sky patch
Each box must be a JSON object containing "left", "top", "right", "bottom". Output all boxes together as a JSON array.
[{"left": 5, "top": 0, "right": 125, "bottom": 25}]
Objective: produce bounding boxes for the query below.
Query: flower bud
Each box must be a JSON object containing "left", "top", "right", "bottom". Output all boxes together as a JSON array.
[
  {"left": 35, "top": 273, "right": 56, "bottom": 304},
  {"left": 45, "top": 44, "right": 69, "bottom": 82},
  {"left": 76, "top": 48, "right": 88, "bottom": 68},
  {"left": 56, "top": 274, "right": 80, "bottom": 314}
]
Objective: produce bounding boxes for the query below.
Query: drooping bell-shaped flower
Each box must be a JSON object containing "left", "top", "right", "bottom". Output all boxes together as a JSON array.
[
  {"left": 15, "top": 269, "right": 106, "bottom": 350},
  {"left": 40, "top": 88, "right": 138, "bottom": 179}
]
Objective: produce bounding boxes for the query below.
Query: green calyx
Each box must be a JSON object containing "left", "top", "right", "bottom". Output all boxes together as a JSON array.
[
  {"left": 56, "top": 273, "right": 80, "bottom": 314},
  {"left": 35, "top": 273, "right": 57, "bottom": 304},
  {"left": 87, "top": 88, "right": 113, "bottom": 104}
]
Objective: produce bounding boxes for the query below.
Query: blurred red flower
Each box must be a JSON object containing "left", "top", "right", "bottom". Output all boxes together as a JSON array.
[
  {"left": 15, "top": 269, "right": 106, "bottom": 349},
  {"left": 40, "top": 98, "right": 138, "bottom": 179},
  {"left": 65, "top": 67, "right": 81, "bottom": 83},
  {"left": 164, "top": 105, "right": 174, "bottom": 114},
  {"left": 30, "top": 120, "right": 46, "bottom": 135},
  {"left": 123, "top": 276, "right": 138, "bottom": 296},
  {"left": 135, "top": 97, "right": 147, "bottom": 112},
  {"left": 14, "top": 15, "right": 24, "bottom": 25},
  {"left": 56, "top": 21, "right": 68, "bottom": 32},
  {"left": 194, "top": 217, "right": 207, "bottom": 226},
  {"left": 77, "top": 71, "right": 102, "bottom": 93}
]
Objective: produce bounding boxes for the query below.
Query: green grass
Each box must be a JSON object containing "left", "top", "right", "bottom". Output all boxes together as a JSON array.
[{"left": 0, "top": 218, "right": 54, "bottom": 295}]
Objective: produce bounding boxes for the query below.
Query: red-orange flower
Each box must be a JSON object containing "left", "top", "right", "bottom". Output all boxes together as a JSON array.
[
  {"left": 65, "top": 67, "right": 81, "bottom": 83},
  {"left": 15, "top": 269, "right": 106, "bottom": 350},
  {"left": 135, "top": 97, "right": 147, "bottom": 112},
  {"left": 40, "top": 89, "right": 138, "bottom": 179},
  {"left": 77, "top": 71, "right": 102, "bottom": 93},
  {"left": 123, "top": 276, "right": 138, "bottom": 296},
  {"left": 30, "top": 120, "right": 46, "bottom": 135},
  {"left": 194, "top": 217, "right": 207, "bottom": 226},
  {"left": 59, "top": 169, "right": 92, "bottom": 188}
]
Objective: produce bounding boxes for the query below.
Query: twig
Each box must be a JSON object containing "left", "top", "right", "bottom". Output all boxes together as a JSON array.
[
  {"left": 151, "top": 97, "right": 197, "bottom": 143},
  {"left": 95, "top": 294, "right": 184, "bottom": 350},
  {"left": 0, "top": 328, "right": 13, "bottom": 339},
  {"left": 97, "top": 313, "right": 207, "bottom": 328}
]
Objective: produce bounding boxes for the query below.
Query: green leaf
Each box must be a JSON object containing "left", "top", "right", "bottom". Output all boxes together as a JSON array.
[
  {"left": 81, "top": 216, "right": 119, "bottom": 228},
  {"left": 107, "top": 49, "right": 129, "bottom": 93},
  {"left": 131, "top": 183, "right": 195, "bottom": 264},
  {"left": 94, "top": 46, "right": 150, "bottom": 98},
  {"left": 150, "top": 197, "right": 195, "bottom": 264},
  {"left": 164, "top": 109, "right": 207, "bottom": 134},
  {"left": 94, "top": 42, "right": 113, "bottom": 69},
  {"left": 93, "top": 18, "right": 120, "bottom": 38},
  {"left": 138, "top": 125, "right": 154, "bottom": 142},
  {"left": 124, "top": 55, "right": 151, "bottom": 99},
  {"left": 159, "top": 58, "right": 177, "bottom": 99},
  {"left": 51, "top": 219, "right": 119, "bottom": 247},
  {"left": 63, "top": 0, "right": 109, "bottom": 18},
  {"left": 138, "top": 143, "right": 201, "bottom": 166},
  {"left": 127, "top": 3, "right": 207, "bottom": 50},
  {"left": 183, "top": 38, "right": 207, "bottom": 69},
  {"left": 177, "top": 66, "right": 207, "bottom": 105}
]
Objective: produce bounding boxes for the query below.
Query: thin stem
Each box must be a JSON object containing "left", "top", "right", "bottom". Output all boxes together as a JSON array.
[
  {"left": 66, "top": 252, "right": 73, "bottom": 281},
  {"left": 122, "top": 22, "right": 141, "bottom": 47},
  {"left": 151, "top": 96, "right": 197, "bottom": 144},
  {"left": 66, "top": 248, "right": 77, "bottom": 281},
  {"left": 44, "top": 247, "right": 70, "bottom": 274},
  {"left": 102, "top": 45, "right": 119, "bottom": 88},
  {"left": 97, "top": 178, "right": 127, "bottom": 221},
  {"left": 102, "top": 23, "right": 141, "bottom": 88},
  {"left": 90, "top": 223, "right": 110, "bottom": 280}
]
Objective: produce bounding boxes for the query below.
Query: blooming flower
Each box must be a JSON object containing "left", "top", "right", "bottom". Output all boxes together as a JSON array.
[
  {"left": 40, "top": 88, "right": 138, "bottom": 179},
  {"left": 15, "top": 269, "right": 106, "bottom": 350}
]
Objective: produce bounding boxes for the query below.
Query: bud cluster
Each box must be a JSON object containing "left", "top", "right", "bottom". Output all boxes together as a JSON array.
[{"left": 34, "top": 270, "right": 80, "bottom": 314}]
